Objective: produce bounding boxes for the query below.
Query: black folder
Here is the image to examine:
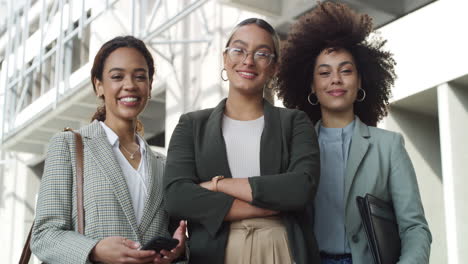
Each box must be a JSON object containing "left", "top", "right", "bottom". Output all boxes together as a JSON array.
[{"left": 356, "top": 194, "right": 401, "bottom": 264}]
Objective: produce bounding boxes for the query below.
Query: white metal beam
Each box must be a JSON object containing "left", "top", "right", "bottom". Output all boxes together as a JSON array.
[{"left": 143, "top": 0, "right": 210, "bottom": 42}]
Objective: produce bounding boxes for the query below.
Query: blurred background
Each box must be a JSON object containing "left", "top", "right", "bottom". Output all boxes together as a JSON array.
[{"left": 0, "top": 0, "right": 466, "bottom": 263}]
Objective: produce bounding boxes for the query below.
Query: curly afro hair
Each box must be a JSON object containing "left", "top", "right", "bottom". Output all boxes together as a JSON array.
[{"left": 276, "top": 2, "right": 396, "bottom": 126}]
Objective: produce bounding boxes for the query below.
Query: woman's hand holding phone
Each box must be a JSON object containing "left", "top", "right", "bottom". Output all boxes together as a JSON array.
[
  {"left": 152, "top": 220, "right": 187, "bottom": 264},
  {"left": 89, "top": 236, "right": 157, "bottom": 264},
  {"left": 89, "top": 221, "right": 187, "bottom": 264}
]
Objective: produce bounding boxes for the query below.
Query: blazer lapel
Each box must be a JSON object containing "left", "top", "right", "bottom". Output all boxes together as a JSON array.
[
  {"left": 202, "top": 99, "right": 282, "bottom": 178},
  {"left": 202, "top": 99, "right": 233, "bottom": 178},
  {"left": 344, "top": 118, "right": 370, "bottom": 205},
  {"left": 138, "top": 148, "right": 164, "bottom": 234},
  {"left": 315, "top": 118, "right": 370, "bottom": 206},
  {"left": 82, "top": 121, "right": 140, "bottom": 238},
  {"left": 260, "top": 100, "right": 282, "bottom": 175}
]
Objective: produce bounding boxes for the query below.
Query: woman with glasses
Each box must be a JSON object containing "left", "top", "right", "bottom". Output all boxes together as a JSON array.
[
  {"left": 164, "top": 18, "right": 321, "bottom": 264},
  {"left": 277, "top": 2, "right": 431, "bottom": 264}
]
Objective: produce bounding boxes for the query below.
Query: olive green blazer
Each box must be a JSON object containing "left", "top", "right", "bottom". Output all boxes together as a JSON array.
[
  {"left": 315, "top": 117, "right": 432, "bottom": 264},
  {"left": 164, "top": 99, "right": 321, "bottom": 264}
]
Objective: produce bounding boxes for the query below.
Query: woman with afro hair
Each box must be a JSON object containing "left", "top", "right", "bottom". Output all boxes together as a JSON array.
[{"left": 277, "top": 2, "right": 431, "bottom": 264}]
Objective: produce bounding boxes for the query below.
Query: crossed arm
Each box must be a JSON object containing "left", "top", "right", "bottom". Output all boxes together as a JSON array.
[
  {"left": 164, "top": 111, "right": 319, "bottom": 236},
  {"left": 199, "top": 177, "right": 274, "bottom": 221}
]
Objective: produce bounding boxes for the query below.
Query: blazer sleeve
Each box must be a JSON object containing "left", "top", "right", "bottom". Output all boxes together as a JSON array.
[
  {"left": 164, "top": 114, "right": 235, "bottom": 237},
  {"left": 389, "top": 134, "right": 432, "bottom": 264},
  {"left": 248, "top": 111, "right": 320, "bottom": 211},
  {"left": 31, "top": 132, "right": 99, "bottom": 264}
]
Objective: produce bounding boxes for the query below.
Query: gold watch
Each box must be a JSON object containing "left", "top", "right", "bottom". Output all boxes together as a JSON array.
[{"left": 211, "top": 175, "right": 225, "bottom": 192}]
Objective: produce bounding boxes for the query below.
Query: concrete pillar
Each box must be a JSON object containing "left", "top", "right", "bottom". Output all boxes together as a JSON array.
[
  {"left": 438, "top": 82, "right": 468, "bottom": 264},
  {"left": 0, "top": 153, "right": 40, "bottom": 263}
]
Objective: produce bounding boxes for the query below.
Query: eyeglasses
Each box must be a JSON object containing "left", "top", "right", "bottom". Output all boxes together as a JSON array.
[{"left": 224, "top": 47, "right": 276, "bottom": 67}]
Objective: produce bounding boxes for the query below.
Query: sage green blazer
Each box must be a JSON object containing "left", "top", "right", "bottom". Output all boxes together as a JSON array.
[
  {"left": 315, "top": 117, "right": 432, "bottom": 264},
  {"left": 164, "top": 99, "right": 321, "bottom": 264},
  {"left": 31, "top": 121, "right": 174, "bottom": 264}
]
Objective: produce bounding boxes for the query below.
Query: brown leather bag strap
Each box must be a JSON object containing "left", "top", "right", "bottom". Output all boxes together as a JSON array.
[
  {"left": 18, "top": 227, "right": 32, "bottom": 264},
  {"left": 18, "top": 128, "right": 85, "bottom": 264},
  {"left": 64, "top": 127, "right": 85, "bottom": 235}
]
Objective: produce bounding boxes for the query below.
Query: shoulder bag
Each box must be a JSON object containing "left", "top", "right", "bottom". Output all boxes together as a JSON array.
[{"left": 18, "top": 128, "right": 84, "bottom": 264}]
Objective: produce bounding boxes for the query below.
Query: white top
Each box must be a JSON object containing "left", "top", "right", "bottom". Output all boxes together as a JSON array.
[
  {"left": 222, "top": 115, "right": 264, "bottom": 178},
  {"left": 100, "top": 121, "right": 148, "bottom": 225}
]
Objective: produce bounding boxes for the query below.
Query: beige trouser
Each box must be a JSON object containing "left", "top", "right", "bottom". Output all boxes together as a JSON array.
[{"left": 224, "top": 216, "right": 293, "bottom": 264}]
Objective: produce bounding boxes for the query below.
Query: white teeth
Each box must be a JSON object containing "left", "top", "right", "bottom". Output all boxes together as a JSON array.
[
  {"left": 120, "top": 97, "right": 138, "bottom": 102},
  {"left": 239, "top": 72, "right": 255, "bottom": 76}
]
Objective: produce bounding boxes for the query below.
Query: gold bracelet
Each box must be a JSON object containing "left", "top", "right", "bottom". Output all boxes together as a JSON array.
[{"left": 211, "top": 175, "right": 225, "bottom": 192}]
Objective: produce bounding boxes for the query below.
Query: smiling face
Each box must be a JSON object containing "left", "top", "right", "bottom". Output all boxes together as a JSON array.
[
  {"left": 312, "top": 48, "right": 361, "bottom": 115},
  {"left": 94, "top": 47, "right": 151, "bottom": 124},
  {"left": 223, "top": 24, "right": 276, "bottom": 97}
]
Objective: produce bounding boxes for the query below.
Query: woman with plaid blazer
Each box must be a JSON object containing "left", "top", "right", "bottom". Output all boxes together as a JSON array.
[{"left": 31, "top": 36, "right": 186, "bottom": 264}]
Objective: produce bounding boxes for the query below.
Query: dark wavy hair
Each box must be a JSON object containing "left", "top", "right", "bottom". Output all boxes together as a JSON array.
[
  {"left": 90, "top": 35, "right": 155, "bottom": 122},
  {"left": 276, "top": 2, "right": 396, "bottom": 126}
]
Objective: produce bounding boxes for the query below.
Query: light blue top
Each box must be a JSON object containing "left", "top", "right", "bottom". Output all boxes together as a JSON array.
[{"left": 314, "top": 119, "right": 355, "bottom": 254}]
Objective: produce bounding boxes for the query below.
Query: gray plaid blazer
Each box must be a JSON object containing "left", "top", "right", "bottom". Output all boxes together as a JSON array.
[{"left": 31, "top": 120, "right": 171, "bottom": 264}]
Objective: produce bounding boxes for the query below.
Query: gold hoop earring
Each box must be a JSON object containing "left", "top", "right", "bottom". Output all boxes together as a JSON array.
[
  {"left": 221, "top": 68, "right": 228, "bottom": 81},
  {"left": 307, "top": 92, "right": 319, "bottom": 106},
  {"left": 136, "top": 119, "right": 144, "bottom": 136},
  {"left": 356, "top": 88, "right": 366, "bottom": 102}
]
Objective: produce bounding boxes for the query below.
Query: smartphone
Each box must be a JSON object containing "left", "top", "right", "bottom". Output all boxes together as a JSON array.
[{"left": 141, "top": 236, "right": 179, "bottom": 252}]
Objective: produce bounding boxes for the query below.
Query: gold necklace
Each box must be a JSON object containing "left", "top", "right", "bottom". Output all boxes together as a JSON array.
[{"left": 120, "top": 143, "right": 140, "bottom": 160}]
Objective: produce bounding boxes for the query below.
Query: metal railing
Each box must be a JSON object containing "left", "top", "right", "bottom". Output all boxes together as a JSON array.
[{"left": 0, "top": 0, "right": 213, "bottom": 143}]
